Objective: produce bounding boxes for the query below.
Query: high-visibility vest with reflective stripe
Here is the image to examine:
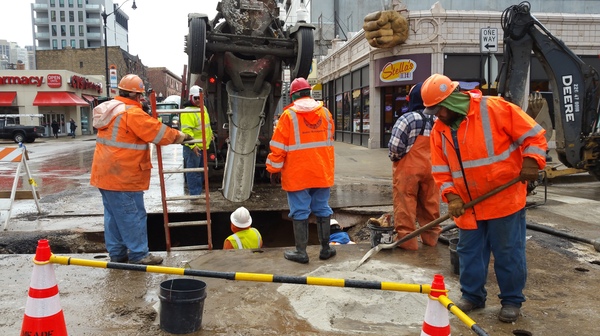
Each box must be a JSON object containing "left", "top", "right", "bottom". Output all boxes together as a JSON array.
[
  {"left": 180, "top": 106, "right": 213, "bottom": 149},
  {"left": 430, "top": 91, "right": 547, "bottom": 229},
  {"left": 266, "top": 100, "right": 335, "bottom": 192},
  {"left": 225, "top": 228, "right": 262, "bottom": 249},
  {"left": 90, "top": 96, "right": 181, "bottom": 191}
]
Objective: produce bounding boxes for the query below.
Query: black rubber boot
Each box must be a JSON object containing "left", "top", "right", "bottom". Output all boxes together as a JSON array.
[
  {"left": 317, "top": 216, "right": 336, "bottom": 260},
  {"left": 284, "top": 220, "right": 309, "bottom": 264}
]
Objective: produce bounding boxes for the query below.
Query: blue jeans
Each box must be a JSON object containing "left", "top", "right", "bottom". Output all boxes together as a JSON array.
[
  {"left": 287, "top": 188, "right": 333, "bottom": 220},
  {"left": 183, "top": 146, "right": 205, "bottom": 195},
  {"left": 99, "top": 189, "right": 149, "bottom": 262},
  {"left": 458, "top": 208, "right": 527, "bottom": 307}
]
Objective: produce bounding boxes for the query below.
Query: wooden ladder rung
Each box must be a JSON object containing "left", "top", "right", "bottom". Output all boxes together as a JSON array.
[
  {"left": 163, "top": 167, "right": 205, "bottom": 174},
  {"left": 168, "top": 220, "right": 208, "bottom": 228},
  {"left": 171, "top": 244, "right": 210, "bottom": 251},
  {"left": 165, "top": 195, "right": 206, "bottom": 201}
]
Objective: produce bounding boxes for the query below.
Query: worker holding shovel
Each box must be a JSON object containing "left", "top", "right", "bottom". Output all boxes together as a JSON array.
[{"left": 422, "top": 74, "right": 547, "bottom": 323}]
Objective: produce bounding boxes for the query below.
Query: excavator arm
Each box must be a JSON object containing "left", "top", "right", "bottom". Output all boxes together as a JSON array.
[{"left": 497, "top": 1, "right": 600, "bottom": 173}]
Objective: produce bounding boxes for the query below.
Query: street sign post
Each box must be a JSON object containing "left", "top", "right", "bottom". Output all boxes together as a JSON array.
[{"left": 480, "top": 28, "right": 498, "bottom": 53}]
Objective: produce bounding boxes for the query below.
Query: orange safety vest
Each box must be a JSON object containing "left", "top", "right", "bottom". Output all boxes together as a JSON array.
[
  {"left": 430, "top": 91, "right": 547, "bottom": 229},
  {"left": 90, "top": 96, "right": 181, "bottom": 191},
  {"left": 266, "top": 98, "right": 335, "bottom": 192}
]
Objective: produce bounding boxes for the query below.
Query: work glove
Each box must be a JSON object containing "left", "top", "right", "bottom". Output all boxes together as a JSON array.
[
  {"left": 446, "top": 193, "right": 465, "bottom": 218},
  {"left": 173, "top": 131, "right": 194, "bottom": 144},
  {"left": 270, "top": 172, "right": 281, "bottom": 185},
  {"left": 520, "top": 157, "right": 539, "bottom": 182}
]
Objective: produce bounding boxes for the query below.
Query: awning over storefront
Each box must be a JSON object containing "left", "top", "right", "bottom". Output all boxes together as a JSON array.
[
  {"left": 0, "top": 92, "right": 17, "bottom": 106},
  {"left": 82, "top": 94, "right": 96, "bottom": 103},
  {"left": 32, "top": 92, "right": 89, "bottom": 106}
]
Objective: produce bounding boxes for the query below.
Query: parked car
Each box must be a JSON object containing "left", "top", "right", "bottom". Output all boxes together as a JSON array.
[
  {"left": 156, "top": 102, "right": 180, "bottom": 130},
  {"left": 0, "top": 116, "right": 44, "bottom": 143}
]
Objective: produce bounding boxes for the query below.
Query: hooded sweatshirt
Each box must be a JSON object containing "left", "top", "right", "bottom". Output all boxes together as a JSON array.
[
  {"left": 90, "top": 96, "right": 182, "bottom": 191},
  {"left": 266, "top": 97, "right": 335, "bottom": 191}
]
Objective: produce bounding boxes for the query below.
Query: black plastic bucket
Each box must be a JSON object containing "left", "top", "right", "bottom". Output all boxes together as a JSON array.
[
  {"left": 449, "top": 238, "right": 460, "bottom": 275},
  {"left": 159, "top": 278, "right": 207, "bottom": 334},
  {"left": 367, "top": 223, "right": 396, "bottom": 248}
]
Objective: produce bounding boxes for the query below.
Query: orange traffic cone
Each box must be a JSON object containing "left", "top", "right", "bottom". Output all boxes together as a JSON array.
[
  {"left": 21, "top": 239, "right": 68, "bottom": 336},
  {"left": 421, "top": 274, "right": 450, "bottom": 336}
]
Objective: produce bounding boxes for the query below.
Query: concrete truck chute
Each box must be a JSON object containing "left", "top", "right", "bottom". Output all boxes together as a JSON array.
[{"left": 185, "top": 0, "right": 315, "bottom": 202}]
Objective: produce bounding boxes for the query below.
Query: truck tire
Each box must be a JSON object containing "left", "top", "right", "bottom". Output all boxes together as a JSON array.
[
  {"left": 188, "top": 17, "right": 207, "bottom": 75},
  {"left": 13, "top": 132, "right": 25, "bottom": 143},
  {"left": 290, "top": 27, "right": 314, "bottom": 79}
]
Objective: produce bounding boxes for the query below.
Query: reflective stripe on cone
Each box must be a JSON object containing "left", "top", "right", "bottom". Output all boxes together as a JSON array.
[
  {"left": 21, "top": 259, "right": 68, "bottom": 335},
  {"left": 421, "top": 274, "right": 450, "bottom": 336}
]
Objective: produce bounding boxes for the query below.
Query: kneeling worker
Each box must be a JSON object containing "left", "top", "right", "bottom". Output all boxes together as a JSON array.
[{"left": 223, "top": 207, "right": 263, "bottom": 250}]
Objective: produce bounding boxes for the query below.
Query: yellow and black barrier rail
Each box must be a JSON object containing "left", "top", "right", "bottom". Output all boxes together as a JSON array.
[
  {"left": 49, "top": 254, "right": 489, "bottom": 335},
  {"left": 49, "top": 255, "right": 430, "bottom": 293}
]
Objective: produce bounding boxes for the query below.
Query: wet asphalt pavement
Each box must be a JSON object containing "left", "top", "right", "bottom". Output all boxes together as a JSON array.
[{"left": 1, "top": 135, "right": 600, "bottom": 335}]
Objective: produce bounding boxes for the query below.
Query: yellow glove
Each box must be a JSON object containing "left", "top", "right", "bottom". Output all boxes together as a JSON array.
[
  {"left": 520, "top": 157, "right": 539, "bottom": 181},
  {"left": 446, "top": 193, "right": 465, "bottom": 218}
]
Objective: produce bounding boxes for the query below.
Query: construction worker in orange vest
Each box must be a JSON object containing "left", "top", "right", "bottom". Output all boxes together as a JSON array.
[
  {"left": 266, "top": 77, "right": 336, "bottom": 264},
  {"left": 388, "top": 82, "right": 441, "bottom": 250},
  {"left": 421, "top": 73, "right": 547, "bottom": 323},
  {"left": 91, "top": 74, "right": 192, "bottom": 265}
]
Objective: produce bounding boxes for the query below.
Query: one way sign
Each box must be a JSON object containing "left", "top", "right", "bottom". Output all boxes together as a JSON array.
[{"left": 480, "top": 28, "right": 498, "bottom": 53}]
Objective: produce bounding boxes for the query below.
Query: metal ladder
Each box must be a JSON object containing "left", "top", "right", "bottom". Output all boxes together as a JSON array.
[{"left": 149, "top": 91, "right": 213, "bottom": 252}]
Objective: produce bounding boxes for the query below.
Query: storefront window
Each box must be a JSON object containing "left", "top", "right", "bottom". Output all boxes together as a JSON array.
[
  {"left": 351, "top": 89, "right": 361, "bottom": 132},
  {"left": 342, "top": 91, "right": 352, "bottom": 132},
  {"left": 335, "top": 94, "right": 343, "bottom": 130},
  {"left": 362, "top": 87, "right": 370, "bottom": 133}
]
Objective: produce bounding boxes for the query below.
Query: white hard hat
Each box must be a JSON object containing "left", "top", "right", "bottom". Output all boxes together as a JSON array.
[
  {"left": 189, "top": 85, "right": 202, "bottom": 97},
  {"left": 230, "top": 206, "right": 252, "bottom": 229},
  {"left": 330, "top": 219, "right": 339, "bottom": 226}
]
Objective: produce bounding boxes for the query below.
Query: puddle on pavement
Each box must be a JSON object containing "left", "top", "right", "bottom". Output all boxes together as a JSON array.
[{"left": 0, "top": 148, "right": 94, "bottom": 195}]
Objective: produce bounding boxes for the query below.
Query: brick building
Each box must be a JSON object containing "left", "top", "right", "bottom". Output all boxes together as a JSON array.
[
  {"left": 36, "top": 47, "right": 148, "bottom": 97},
  {"left": 146, "top": 67, "right": 182, "bottom": 100}
]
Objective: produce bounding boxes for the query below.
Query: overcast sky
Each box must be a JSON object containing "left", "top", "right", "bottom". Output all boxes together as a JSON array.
[{"left": 0, "top": 0, "right": 221, "bottom": 76}]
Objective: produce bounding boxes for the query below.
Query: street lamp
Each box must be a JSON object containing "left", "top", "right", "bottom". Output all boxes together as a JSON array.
[{"left": 101, "top": 0, "right": 137, "bottom": 97}]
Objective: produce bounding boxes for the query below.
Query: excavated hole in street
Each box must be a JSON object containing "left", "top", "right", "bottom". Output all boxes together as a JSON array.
[{"left": 0, "top": 210, "right": 370, "bottom": 254}]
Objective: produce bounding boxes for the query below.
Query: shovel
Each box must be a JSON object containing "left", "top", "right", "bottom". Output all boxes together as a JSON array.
[{"left": 355, "top": 176, "right": 521, "bottom": 270}]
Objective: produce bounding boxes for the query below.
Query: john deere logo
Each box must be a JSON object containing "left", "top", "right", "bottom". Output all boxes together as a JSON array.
[{"left": 380, "top": 59, "right": 416, "bottom": 82}]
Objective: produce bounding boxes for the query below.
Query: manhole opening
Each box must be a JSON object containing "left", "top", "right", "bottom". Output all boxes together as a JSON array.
[{"left": 147, "top": 210, "right": 340, "bottom": 251}]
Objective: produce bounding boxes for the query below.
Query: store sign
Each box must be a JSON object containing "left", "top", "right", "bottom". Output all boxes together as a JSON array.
[
  {"left": 47, "top": 74, "right": 62, "bottom": 88},
  {"left": 70, "top": 75, "right": 103, "bottom": 93},
  {"left": 0, "top": 75, "right": 45, "bottom": 87},
  {"left": 380, "top": 59, "right": 417, "bottom": 82}
]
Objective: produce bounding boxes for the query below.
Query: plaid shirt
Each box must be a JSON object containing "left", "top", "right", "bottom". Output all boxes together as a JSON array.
[{"left": 388, "top": 110, "right": 434, "bottom": 161}]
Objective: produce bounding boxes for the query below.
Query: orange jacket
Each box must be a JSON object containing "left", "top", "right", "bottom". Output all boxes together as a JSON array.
[
  {"left": 266, "top": 98, "right": 335, "bottom": 192},
  {"left": 90, "top": 96, "right": 181, "bottom": 191},
  {"left": 430, "top": 91, "right": 547, "bottom": 229}
]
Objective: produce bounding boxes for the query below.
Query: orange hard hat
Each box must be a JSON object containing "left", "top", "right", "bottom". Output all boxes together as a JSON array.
[
  {"left": 289, "top": 77, "right": 311, "bottom": 97},
  {"left": 118, "top": 74, "right": 145, "bottom": 93},
  {"left": 421, "top": 74, "right": 459, "bottom": 107}
]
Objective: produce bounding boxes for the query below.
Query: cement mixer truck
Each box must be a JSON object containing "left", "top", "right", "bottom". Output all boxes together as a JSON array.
[{"left": 184, "top": 0, "right": 314, "bottom": 202}]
